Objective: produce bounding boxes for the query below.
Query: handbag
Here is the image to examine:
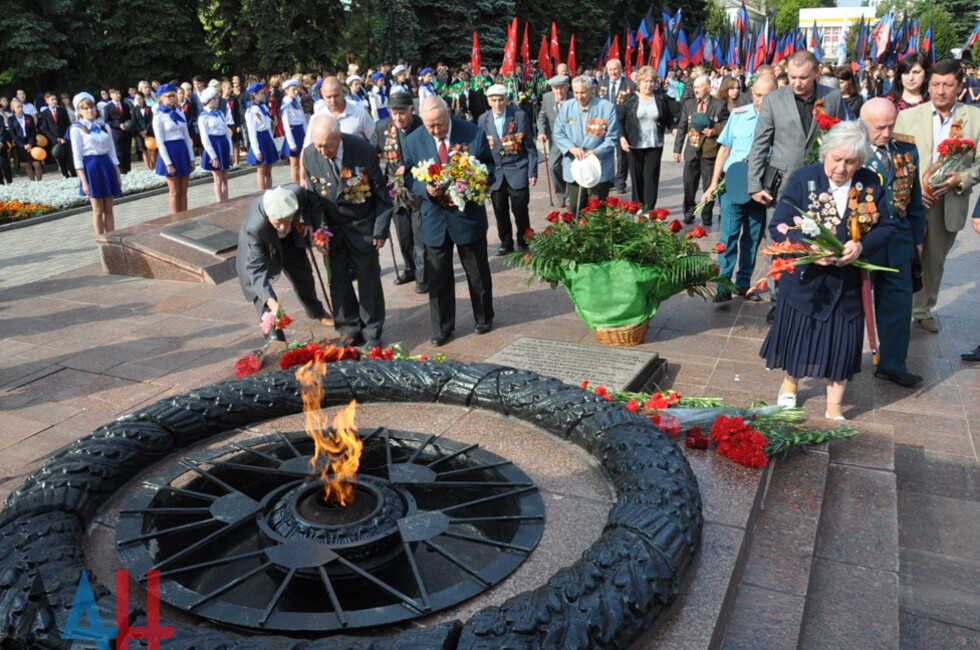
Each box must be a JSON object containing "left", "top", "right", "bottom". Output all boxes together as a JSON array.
[
  {"left": 911, "top": 246, "right": 923, "bottom": 293},
  {"left": 762, "top": 165, "right": 783, "bottom": 198}
]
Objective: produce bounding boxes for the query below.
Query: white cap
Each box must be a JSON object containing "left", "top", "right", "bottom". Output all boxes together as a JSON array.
[
  {"left": 392, "top": 64, "right": 407, "bottom": 76},
  {"left": 570, "top": 156, "right": 602, "bottom": 189},
  {"left": 72, "top": 92, "right": 94, "bottom": 110},
  {"left": 282, "top": 78, "right": 299, "bottom": 89},
  {"left": 347, "top": 75, "right": 362, "bottom": 84},
  {"left": 199, "top": 87, "right": 218, "bottom": 105},
  {"left": 262, "top": 187, "right": 299, "bottom": 221},
  {"left": 485, "top": 84, "right": 509, "bottom": 97}
]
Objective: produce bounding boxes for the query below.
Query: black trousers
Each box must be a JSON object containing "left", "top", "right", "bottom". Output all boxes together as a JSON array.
[
  {"left": 567, "top": 182, "right": 611, "bottom": 213},
  {"left": 628, "top": 147, "right": 664, "bottom": 209},
  {"left": 249, "top": 236, "right": 328, "bottom": 321},
  {"left": 613, "top": 144, "right": 629, "bottom": 191},
  {"left": 394, "top": 203, "right": 425, "bottom": 283},
  {"left": 682, "top": 154, "right": 716, "bottom": 220},
  {"left": 329, "top": 229, "right": 385, "bottom": 341},
  {"left": 490, "top": 178, "right": 530, "bottom": 246},
  {"left": 425, "top": 235, "right": 494, "bottom": 337},
  {"left": 112, "top": 132, "right": 132, "bottom": 174}
]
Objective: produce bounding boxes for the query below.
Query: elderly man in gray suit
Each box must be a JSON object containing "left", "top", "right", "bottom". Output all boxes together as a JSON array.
[
  {"left": 237, "top": 184, "right": 333, "bottom": 345},
  {"left": 537, "top": 74, "right": 570, "bottom": 208},
  {"left": 747, "top": 50, "right": 844, "bottom": 207}
]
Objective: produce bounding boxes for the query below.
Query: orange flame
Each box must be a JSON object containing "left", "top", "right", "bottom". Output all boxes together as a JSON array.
[{"left": 295, "top": 360, "right": 363, "bottom": 506}]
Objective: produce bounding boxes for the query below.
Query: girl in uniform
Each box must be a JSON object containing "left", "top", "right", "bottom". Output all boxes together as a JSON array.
[
  {"left": 369, "top": 72, "right": 390, "bottom": 121},
  {"left": 245, "top": 82, "right": 279, "bottom": 191},
  {"left": 152, "top": 83, "right": 195, "bottom": 215},
  {"left": 69, "top": 93, "right": 121, "bottom": 236},
  {"left": 278, "top": 78, "right": 306, "bottom": 183},
  {"left": 197, "top": 86, "right": 234, "bottom": 203},
  {"left": 8, "top": 99, "right": 42, "bottom": 181}
]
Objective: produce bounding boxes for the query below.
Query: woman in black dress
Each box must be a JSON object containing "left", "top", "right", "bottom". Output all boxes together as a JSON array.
[{"left": 760, "top": 121, "right": 896, "bottom": 420}]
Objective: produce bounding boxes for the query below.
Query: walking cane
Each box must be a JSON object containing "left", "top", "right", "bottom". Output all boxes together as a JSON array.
[
  {"left": 306, "top": 240, "right": 334, "bottom": 319},
  {"left": 543, "top": 140, "right": 554, "bottom": 206},
  {"left": 850, "top": 216, "right": 879, "bottom": 366},
  {"left": 388, "top": 235, "right": 401, "bottom": 279}
]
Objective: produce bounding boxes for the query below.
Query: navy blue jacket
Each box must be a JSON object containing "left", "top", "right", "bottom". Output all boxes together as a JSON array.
[
  {"left": 770, "top": 164, "right": 896, "bottom": 322},
  {"left": 403, "top": 118, "right": 495, "bottom": 247},
  {"left": 477, "top": 105, "right": 537, "bottom": 191}
]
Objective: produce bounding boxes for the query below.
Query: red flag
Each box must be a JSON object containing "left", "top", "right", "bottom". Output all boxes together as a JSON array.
[
  {"left": 609, "top": 35, "right": 620, "bottom": 62},
  {"left": 471, "top": 31, "right": 481, "bottom": 75},
  {"left": 566, "top": 34, "right": 576, "bottom": 74},
  {"left": 550, "top": 22, "right": 561, "bottom": 65},
  {"left": 538, "top": 35, "right": 552, "bottom": 78},
  {"left": 521, "top": 22, "right": 531, "bottom": 80},
  {"left": 637, "top": 36, "right": 645, "bottom": 71},
  {"left": 649, "top": 24, "right": 663, "bottom": 71},
  {"left": 500, "top": 17, "right": 518, "bottom": 77},
  {"left": 624, "top": 29, "right": 634, "bottom": 77}
]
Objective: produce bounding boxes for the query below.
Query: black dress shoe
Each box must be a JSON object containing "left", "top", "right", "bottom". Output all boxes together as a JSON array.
[
  {"left": 415, "top": 283, "right": 429, "bottom": 294},
  {"left": 682, "top": 215, "right": 695, "bottom": 224},
  {"left": 765, "top": 306, "right": 775, "bottom": 325},
  {"left": 345, "top": 332, "right": 365, "bottom": 347},
  {"left": 874, "top": 368, "right": 923, "bottom": 387},
  {"left": 495, "top": 245, "right": 514, "bottom": 256},
  {"left": 393, "top": 272, "right": 415, "bottom": 285},
  {"left": 430, "top": 333, "right": 452, "bottom": 347},
  {"left": 516, "top": 240, "right": 529, "bottom": 253},
  {"left": 962, "top": 346, "right": 980, "bottom": 362},
  {"left": 736, "top": 286, "right": 762, "bottom": 302},
  {"left": 475, "top": 322, "right": 493, "bottom": 334},
  {"left": 702, "top": 218, "right": 713, "bottom": 226},
  {"left": 712, "top": 290, "right": 732, "bottom": 303}
]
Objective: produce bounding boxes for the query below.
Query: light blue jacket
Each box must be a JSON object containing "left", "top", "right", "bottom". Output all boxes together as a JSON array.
[{"left": 553, "top": 96, "right": 619, "bottom": 184}]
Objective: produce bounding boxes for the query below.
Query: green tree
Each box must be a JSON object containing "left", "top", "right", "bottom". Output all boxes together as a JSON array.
[
  {"left": 405, "top": 0, "right": 513, "bottom": 66},
  {"left": 702, "top": 0, "right": 729, "bottom": 37},
  {"left": 773, "top": 0, "right": 820, "bottom": 35},
  {"left": 0, "top": 0, "right": 81, "bottom": 90},
  {"left": 916, "top": 4, "right": 958, "bottom": 60}
]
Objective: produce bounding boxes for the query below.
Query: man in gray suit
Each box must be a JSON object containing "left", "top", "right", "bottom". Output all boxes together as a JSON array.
[
  {"left": 303, "top": 114, "right": 394, "bottom": 349},
  {"left": 537, "top": 74, "right": 570, "bottom": 207},
  {"left": 479, "top": 84, "right": 538, "bottom": 255},
  {"left": 237, "top": 184, "right": 333, "bottom": 344},
  {"left": 747, "top": 50, "right": 844, "bottom": 207}
]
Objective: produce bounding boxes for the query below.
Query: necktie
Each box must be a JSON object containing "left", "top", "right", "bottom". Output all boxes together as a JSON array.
[
  {"left": 438, "top": 139, "right": 448, "bottom": 164},
  {"left": 117, "top": 102, "right": 122, "bottom": 114},
  {"left": 611, "top": 80, "right": 618, "bottom": 97},
  {"left": 332, "top": 159, "right": 341, "bottom": 177},
  {"left": 698, "top": 100, "right": 705, "bottom": 113},
  {"left": 878, "top": 146, "right": 891, "bottom": 177}
]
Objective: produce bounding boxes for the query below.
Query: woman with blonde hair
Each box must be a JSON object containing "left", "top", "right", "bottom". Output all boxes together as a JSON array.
[{"left": 69, "top": 92, "right": 121, "bottom": 235}]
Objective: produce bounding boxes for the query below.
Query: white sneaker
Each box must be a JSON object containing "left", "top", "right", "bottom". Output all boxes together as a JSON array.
[
  {"left": 825, "top": 412, "right": 847, "bottom": 421},
  {"left": 777, "top": 393, "right": 797, "bottom": 408}
]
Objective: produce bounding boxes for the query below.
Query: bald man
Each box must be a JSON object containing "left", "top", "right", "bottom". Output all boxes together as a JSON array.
[
  {"left": 860, "top": 97, "right": 926, "bottom": 387},
  {"left": 674, "top": 74, "right": 729, "bottom": 225}
]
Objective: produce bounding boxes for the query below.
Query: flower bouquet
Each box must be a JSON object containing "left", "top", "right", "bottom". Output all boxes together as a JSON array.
[
  {"left": 261, "top": 307, "right": 294, "bottom": 335},
  {"left": 923, "top": 120, "right": 975, "bottom": 195},
  {"left": 410, "top": 148, "right": 490, "bottom": 212},
  {"left": 804, "top": 99, "right": 841, "bottom": 164},
  {"left": 511, "top": 197, "right": 728, "bottom": 346},
  {"left": 693, "top": 178, "right": 725, "bottom": 216}
]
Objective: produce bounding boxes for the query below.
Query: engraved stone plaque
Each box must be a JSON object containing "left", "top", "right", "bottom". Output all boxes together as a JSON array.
[{"left": 161, "top": 222, "right": 239, "bottom": 255}]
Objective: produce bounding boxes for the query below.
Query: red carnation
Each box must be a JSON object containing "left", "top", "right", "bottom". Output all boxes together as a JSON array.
[
  {"left": 586, "top": 198, "right": 602, "bottom": 210},
  {"left": 668, "top": 219, "right": 683, "bottom": 233},
  {"left": 561, "top": 212, "right": 574, "bottom": 223},
  {"left": 235, "top": 354, "right": 262, "bottom": 378},
  {"left": 524, "top": 228, "right": 535, "bottom": 239},
  {"left": 580, "top": 380, "right": 590, "bottom": 389},
  {"left": 427, "top": 162, "right": 443, "bottom": 178},
  {"left": 686, "top": 225, "right": 708, "bottom": 239},
  {"left": 815, "top": 114, "right": 840, "bottom": 131},
  {"left": 577, "top": 218, "right": 587, "bottom": 226},
  {"left": 685, "top": 426, "right": 710, "bottom": 450},
  {"left": 605, "top": 196, "right": 620, "bottom": 207},
  {"left": 714, "top": 243, "right": 726, "bottom": 253},
  {"left": 545, "top": 211, "right": 560, "bottom": 223},
  {"left": 623, "top": 201, "right": 641, "bottom": 214},
  {"left": 625, "top": 399, "right": 640, "bottom": 413}
]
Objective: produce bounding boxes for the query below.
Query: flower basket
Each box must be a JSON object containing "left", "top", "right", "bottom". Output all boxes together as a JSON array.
[{"left": 594, "top": 323, "right": 649, "bottom": 346}]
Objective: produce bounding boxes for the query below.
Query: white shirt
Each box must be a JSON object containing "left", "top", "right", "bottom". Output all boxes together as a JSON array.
[
  {"left": 303, "top": 100, "right": 375, "bottom": 148},
  {"left": 931, "top": 103, "right": 958, "bottom": 163},
  {"left": 151, "top": 106, "right": 194, "bottom": 166},
  {"left": 280, "top": 97, "right": 306, "bottom": 151},
  {"left": 20, "top": 101, "right": 37, "bottom": 117},
  {"left": 637, "top": 96, "right": 662, "bottom": 149},
  {"left": 828, "top": 179, "right": 852, "bottom": 221},
  {"left": 197, "top": 110, "right": 233, "bottom": 160},
  {"left": 69, "top": 119, "right": 119, "bottom": 169},
  {"left": 246, "top": 103, "right": 274, "bottom": 153},
  {"left": 431, "top": 121, "right": 453, "bottom": 159}
]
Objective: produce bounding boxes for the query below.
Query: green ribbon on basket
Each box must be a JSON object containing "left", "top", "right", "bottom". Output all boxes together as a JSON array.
[{"left": 560, "top": 261, "right": 682, "bottom": 330}]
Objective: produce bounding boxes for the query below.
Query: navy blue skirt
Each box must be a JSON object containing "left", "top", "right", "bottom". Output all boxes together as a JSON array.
[
  {"left": 760, "top": 299, "right": 864, "bottom": 382},
  {"left": 155, "top": 140, "right": 193, "bottom": 177},
  {"left": 201, "top": 134, "right": 232, "bottom": 171},
  {"left": 280, "top": 123, "right": 305, "bottom": 157},
  {"left": 79, "top": 154, "right": 121, "bottom": 199},
  {"left": 247, "top": 130, "right": 280, "bottom": 166}
]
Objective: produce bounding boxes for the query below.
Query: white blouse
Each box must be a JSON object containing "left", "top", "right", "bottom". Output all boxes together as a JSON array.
[
  {"left": 197, "top": 110, "right": 233, "bottom": 160},
  {"left": 279, "top": 97, "right": 306, "bottom": 151},
  {"left": 151, "top": 107, "right": 194, "bottom": 167},
  {"left": 246, "top": 104, "right": 273, "bottom": 152},
  {"left": 69, "top": 119, "right": 119, "bottom": 169}
]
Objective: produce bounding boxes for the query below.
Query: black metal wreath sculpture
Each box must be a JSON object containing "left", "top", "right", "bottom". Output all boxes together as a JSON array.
[{"left": 0, "top": 360, "right": 702, "bottom": 649}]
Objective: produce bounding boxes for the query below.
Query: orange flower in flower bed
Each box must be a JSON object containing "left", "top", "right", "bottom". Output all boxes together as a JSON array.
[{"left": 0, "top": 201, "right": 54, "bottom": 224}]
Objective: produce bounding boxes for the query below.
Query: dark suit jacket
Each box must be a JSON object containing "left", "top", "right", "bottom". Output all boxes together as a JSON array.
[
  {"left": 103, "top": 101, "right": 132, "bottom": 140},
  {"left": 236, "top": 184, "right": 324, "bottom": 308},
  {"left": 302, "top": 134, "right": 393, "bottom": 253},
  {"left": 373, "top": 114, "right": 423, "bottom": 165},
  {"left": 478, "top": 106, "right": 537, "bottom": 191},
  {"left": 770, "top": 165, "right": 895, "bottom": 322},
  {"left": 865, "top": 138, "right": 925, "bottom": 268},
  {"left": 597, "top": 76, "right": 637, "bottom": 105},
  {"left": 132, "top": 105, "right": 154, "bottom": 136},
  {"left": 8, "top": 114, "right": 37, "bottom": 148},
  {"left": 618, "top": 90, "right": 673, "bottom": 148},
  {"left": 403, "top": 118, "right": 495, "bottom": 247},
  {"left": 674, "top": 95, "right": 729, "bottom": 160},
  {"left": 39, "top": 106, "right": 71, "bottom": 142}
]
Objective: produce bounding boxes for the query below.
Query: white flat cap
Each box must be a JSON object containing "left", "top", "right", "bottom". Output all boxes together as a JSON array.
[
  {"left": 263, "top": 187, "right": 299, "bottom": 221},
  {"left": 486, "top": 84, "right": 509, "bottom": 97}
]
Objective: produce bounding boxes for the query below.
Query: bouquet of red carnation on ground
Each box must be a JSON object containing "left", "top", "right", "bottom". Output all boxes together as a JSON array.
[
  {"left": 804, "top": 99, "right": 842, "bottom": 164},
  {"left": 410, "top": 149, "right": 490, "bottom": 212},
  {"left": 924, "top": 120, "right": 975, "bottom": 195}
]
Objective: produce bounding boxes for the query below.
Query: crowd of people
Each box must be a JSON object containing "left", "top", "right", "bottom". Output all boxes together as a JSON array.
[{"left": 2, "top": 51, "right": 979, "bottom": 415}]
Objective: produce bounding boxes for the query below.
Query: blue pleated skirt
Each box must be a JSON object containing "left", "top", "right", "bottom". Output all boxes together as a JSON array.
[
  {"left": 79, "top": 154, "right": 121, "bottom": 199},
  {"left": 760, "top": 299, "right": 864, "bottom": 382},
  {"left": 201, "top": 134, "right": 232, "bottom": 171},
  {"left": 155, "top": 140, "right": 193, "bottom": 177},
  {"left": 247, "top": 130, "right": 280, "bottom": 166},
  {"left": 280, "top": 124, "right": 306, "bottom": 157}
]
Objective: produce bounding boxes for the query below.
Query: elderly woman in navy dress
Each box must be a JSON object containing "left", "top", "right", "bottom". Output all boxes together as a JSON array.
[
  {"left": 761, "top": 121, "right": 896, "bottom": 420},
  {"left": 279, "top": 78, "right": 306, "bottom": 184},
  {"left": 245, "top": 82, "right": 280, "bottom": 191},
  {"left": 197, "top": 86, "right": 233, "bottom": 203},
  {"left": 152, "top": 83, "right": 195, "bottom": 215},
  {"left": 69, "top": 93, "right": 121, "bottom": 236}
]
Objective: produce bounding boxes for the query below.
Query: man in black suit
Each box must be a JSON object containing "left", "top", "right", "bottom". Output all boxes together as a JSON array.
[
  {"left": 374, "top": 91, "right": 427, "bottom": 293},
  {"left": 673, "top": 75, "right": 729, "bottom": 225},
  {"left": 478, "top": 84, "right": 537, "bottom": 255},
  {"left": 237, "top": 184, "right": 333, "bottom": 345},
  {"left": 597, "top": 59, "right": 636, "bottom": 193},
  {"left": 39, "top": 92, "right": 74, "bottom": 178},
  {"left": 304, "top": 114, "right": 393, "bottom": 349},
  {"left": 104, "top": 88, "right": 133, "bottom": 174},
  {"left": 403, "top": 96, "right": 496, "bottom": 346}
]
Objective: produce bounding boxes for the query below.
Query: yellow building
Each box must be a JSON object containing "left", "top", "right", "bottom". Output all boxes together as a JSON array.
[{"left": 799, "top": 7, "right": 877, "bottom": 64}]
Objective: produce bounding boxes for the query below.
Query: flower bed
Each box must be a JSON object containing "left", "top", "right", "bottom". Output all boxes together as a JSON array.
[
  {"left": 0, "top": 165, "right": 242, "bottom": 221},
  {"left": 0, "top": 201, "right": 55, "bottom": 225}
]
